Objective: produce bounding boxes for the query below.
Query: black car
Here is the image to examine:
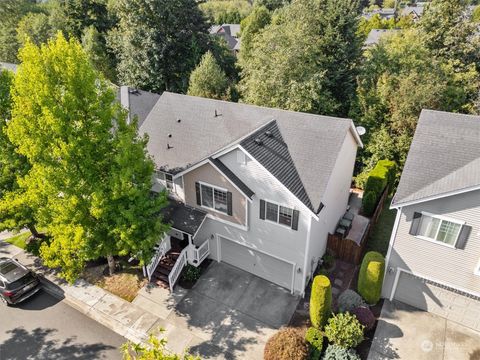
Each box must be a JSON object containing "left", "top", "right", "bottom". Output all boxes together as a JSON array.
[{"left": 0, "top": 257, "right": 40, "bottom": 305}]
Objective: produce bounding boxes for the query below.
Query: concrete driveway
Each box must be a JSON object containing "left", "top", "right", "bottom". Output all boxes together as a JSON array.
[
  {"left": 133, "top": 262, "right": 299, "bottom": 359},
  {"left": 368, "top": 300, "right": 480, "bottom": 360}
]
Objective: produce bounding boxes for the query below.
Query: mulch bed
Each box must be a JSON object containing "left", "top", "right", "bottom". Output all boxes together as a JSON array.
[{"left": 178, "top": 259, "right": 212, "bottom": 289}]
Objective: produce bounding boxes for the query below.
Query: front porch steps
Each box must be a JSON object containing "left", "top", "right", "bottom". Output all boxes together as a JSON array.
[{"left": 152, "top": 250, "right": 181, "bottom": 288}]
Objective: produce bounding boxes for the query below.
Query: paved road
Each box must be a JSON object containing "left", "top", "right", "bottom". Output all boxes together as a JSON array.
[{"left": 0, "top": 289, "right": 125, "bottom": 360}]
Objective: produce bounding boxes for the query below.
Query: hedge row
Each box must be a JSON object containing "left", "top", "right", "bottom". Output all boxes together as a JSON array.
[{"left": 362, "top": 160, "right": 396, "bottom": 216}]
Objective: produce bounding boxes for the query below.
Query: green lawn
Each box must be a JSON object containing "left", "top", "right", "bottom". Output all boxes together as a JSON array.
[
  {"left": 4, "top": 232, "right": 31, "bottom": 250},
  {"left": 365, "top": 202, "right": 397, "bottom": 256}
]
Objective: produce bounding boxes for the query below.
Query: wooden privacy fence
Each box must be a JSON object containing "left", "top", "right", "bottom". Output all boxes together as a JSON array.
[{"left": 327, "top": 186, "right": 389, "bottom": 265}]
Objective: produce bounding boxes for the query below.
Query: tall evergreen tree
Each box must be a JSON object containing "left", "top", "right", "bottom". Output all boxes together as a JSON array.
[
  {"left": 6, "top": 34, "right": 169, "bottom": 281},
  {"left": 188, "top": 51, "right": 230, "bottom": 100},
  {"left": 240, "top": 0, "right": 362, "bottom": 117},
  {"left": 109, "top": 0, "right": 209, "bottom": 93}
]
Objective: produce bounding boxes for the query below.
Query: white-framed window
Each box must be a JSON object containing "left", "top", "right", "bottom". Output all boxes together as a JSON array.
[
  {"left": 264, "top": 200, "right": 294, "bottom": 228},
  {"left": 200, "top": 183, "right": 228, "bottom": 214},
  {"left": 416, "top": 213, "right": 464, "bottom": 247},
  {"left": 165, "top": 173, "right": 174, "bottom": 190}
]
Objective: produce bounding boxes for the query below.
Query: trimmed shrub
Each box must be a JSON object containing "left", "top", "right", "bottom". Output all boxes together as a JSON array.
[
  {"left": 181, "top": 264, "right": 202, "bottom": 282},
  {"left": 377, "top": 160, "right": 396, "bottom": 187},
  {"left": 324, "top": 313, "right": 364, "bottom": 349},
  {"left": 358, "top": 251, "right": 385, "bottom": 305},
  {"left": 364, "top": 165, "right": 388, "bottom": 197},
  {"left": 305, "top": 327, "right": 323, "bottom": 360},
  {"left": 351, "top": 306, "right": 376, "bottom": 331},
  {"left": 361, "top": 160, "right": 397, "bottom": 216},
  {"left": 337, "top": 290, "right": 366, "bottom": 313},
  {"left": 310, "top": 275, "right": 332, "bottom": 329},
  {"left": 264, "top": 327, "right": 309, "bottom": 360},
  {"left": 362, "top": 190, "right": 377, "bottom": 217},
  {"left": 322, "top": 344, "right": 361, "bottom": 360}
]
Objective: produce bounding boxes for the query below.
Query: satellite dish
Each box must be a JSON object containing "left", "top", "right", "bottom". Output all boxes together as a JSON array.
[{"left": 356, "top": 126, "right": 366, "bottom": 136}]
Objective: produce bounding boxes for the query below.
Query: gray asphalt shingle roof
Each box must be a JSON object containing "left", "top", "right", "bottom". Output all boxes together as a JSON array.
[
  {"left": 392, "top": 110, "right": 480, "bottom": 207},
  {"left": 160, "top": 200, "right": 206, "bottom": 235},
  {"left": 139, "top": 92, "right": 359, "bottom": 213},
  {"left": 364, "top": 29, "right": 399, "bottom": 46}
]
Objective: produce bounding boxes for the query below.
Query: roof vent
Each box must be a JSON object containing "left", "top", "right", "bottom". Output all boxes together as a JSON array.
[
  {"left": 254, "top": 138, "right": 263, "bottom": 146},
  {"left": 167, "top": 143, "right": 173, "bottom": 149},
  {"left": 168, "top": 134, "right": 172, "bottom": 138},
  {"left": 128, "top": 88, "right": 139, "bottom": 94},
  {"left": 265, "top": 130, "right": 273, "bottom": 138},
  {"left": 177, "top": 118, "right": 181, "bottom": 123},
  {"left": 214, "top": 109, "right": 221, "bottom": 117}
]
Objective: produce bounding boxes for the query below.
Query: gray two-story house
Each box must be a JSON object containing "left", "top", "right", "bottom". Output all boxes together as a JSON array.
[
  {"left": 119, "top": 88, "right": 363, "bottom": 295},
  {"left": 383, "top": 110, "right": 480, "bottom": 331}
]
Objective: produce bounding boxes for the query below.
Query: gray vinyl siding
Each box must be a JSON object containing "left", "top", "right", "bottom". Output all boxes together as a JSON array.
[{"left": 383, "top": 190, "right": 480, "bottom": 298}]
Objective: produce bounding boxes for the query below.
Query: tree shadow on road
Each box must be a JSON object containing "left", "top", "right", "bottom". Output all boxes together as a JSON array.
[{"left": 0, "top": 327, "right": 117, "bottom": 360}]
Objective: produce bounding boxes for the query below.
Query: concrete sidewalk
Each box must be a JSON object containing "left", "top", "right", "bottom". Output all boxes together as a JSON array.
[{"left": 0, "top": 240, "right": 159, "bottom": 344}]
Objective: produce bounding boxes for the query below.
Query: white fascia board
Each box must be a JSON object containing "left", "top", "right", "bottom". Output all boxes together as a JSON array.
[{"left": 390, "top": 184, "right": 480, "bottom": 209}]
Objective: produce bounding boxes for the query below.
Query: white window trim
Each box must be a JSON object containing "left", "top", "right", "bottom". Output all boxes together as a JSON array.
[
  {"left": 414, "top": 211, "right": 465, "bottom": 248},
  {"left": 199, "top": 181, "right": 229, "bottom": 215},
  {"left": 165, "top": 173, "right": 174, "bottom": 190},
  {"left": 263, "top": 199, "right": 295, "bottom": 229}
]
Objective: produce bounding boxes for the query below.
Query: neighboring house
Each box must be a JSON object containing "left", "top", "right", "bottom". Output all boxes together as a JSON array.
[
  {"left": 400, "top": 5, "right": 424, "bottom": 21},
  {"left": 383, "top": 110, "right": 480, "bottom": 331},
  {"left": 0, "top": 62, "right": 18, "bottom": 73},
  {"left": 362, "top": 8, "right": 396, "bottom": 21},
  {"left": 364, "top": 29, "right": 399, "bottom": 47},
  {"left": 209, "top": 24, "right": 241, "bottom": 55},
  {"left": 120, "top": 88, "right": 363, "bottom": 294}
]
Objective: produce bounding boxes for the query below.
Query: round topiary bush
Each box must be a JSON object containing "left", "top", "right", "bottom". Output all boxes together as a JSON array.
[
  {"left": 322, "top": 344, "right": 361, "bottom": 360},
  {"left": 357, "top": 251, "right": 385, "bottom": 305},
  {"left": 310, "top": 275, "right": 332, "bottom": 329},
  {"left": 264, "top": 327, "right": 309, "bottom": 360},
  {"left": 324, "top": 312, "right": 364, "bottom": 349},
  {"left": 351, "top": 306, "right": 376, "bottom": 331},
  {"left": 337, "top": 289, "right": 366, "bottom": 313},
  {"left": 305, "top": 327, "right": 323, "bottom": 360}
]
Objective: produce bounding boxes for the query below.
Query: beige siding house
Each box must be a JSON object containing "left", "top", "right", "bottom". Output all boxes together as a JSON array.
[{"left": 384, "top": 110, "right": 480, "bottom": 331}]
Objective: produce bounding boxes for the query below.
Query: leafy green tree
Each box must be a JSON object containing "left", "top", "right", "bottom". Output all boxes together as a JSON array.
[
  {"left": 0, "top": 68, "right": 39, "bottom": 237},
  {"left": 0, "top": 0, "right": 37, "bottom": 62},
  {"left": 473, "top": 5, "right": 480, "bottom": 22},
  {"left": 188, "top": 51, "right": 230, "bottom": 100},
  {"left": 17, "top": 12, "right": 55, "bottom": 48},
  {"left": 122, "top": 330, "right": 200, "bottom": 360},
  {"left": 240, "top": 0, "right": 362, "bottom": 117},
  {"left": 109, "top": 0, "right": 209, "bottom": 93},
  {"left": 254, "top": 0, "right": 290, "bottom": 11},
  {"left": 354, "top": 28, "right": 479, "bottom": 176},
  {"left": 48, "top": 0, "right": 114, "bottom": 40},
  {"left": 418, "top": 0, "right": 480, "bottom": 67},
  {"left": 239, "top": 5, "right": 271, "bottom": 65},
  {"left": 82, "top": 26, "right": 116, "bottom": 81},
  {"left": 7, "top": 34, "right": 169, "bottom": 281}
]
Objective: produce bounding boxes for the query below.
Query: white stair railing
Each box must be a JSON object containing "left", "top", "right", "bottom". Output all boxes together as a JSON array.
[
  {"left": 146, "top": 237, "right": 168, "bottom": 281},
  {"left": 168, "top": 248, "right": 188, "bottom": 292},
  {"left": 193, "top": 240, "right": 210, "bottom": 266}
]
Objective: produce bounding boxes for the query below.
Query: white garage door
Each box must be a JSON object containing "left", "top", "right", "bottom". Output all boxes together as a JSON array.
[
  {"left": 394, "top": 271, "right": 480, "bottom": 331},
  {"left": 219, "top": 236, "right": 294, "bottom": 291}
]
